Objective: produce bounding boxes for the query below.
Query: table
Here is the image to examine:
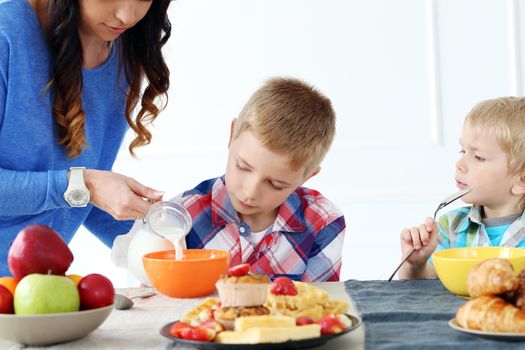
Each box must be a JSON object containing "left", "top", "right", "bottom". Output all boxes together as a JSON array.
[
  {"left": 1, "top": 282, "right": 364, "bottom": 350},
  {"left": 6, "top": 279, "right": 525, "bottom": 349},
  {"left": 344, "top": 279, "right": 525, "bottom": 350}
]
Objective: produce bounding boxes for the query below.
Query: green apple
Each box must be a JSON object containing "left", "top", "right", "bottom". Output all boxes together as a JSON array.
[{"left": 14, "top": 274, "right": 80, "bottom": 314}]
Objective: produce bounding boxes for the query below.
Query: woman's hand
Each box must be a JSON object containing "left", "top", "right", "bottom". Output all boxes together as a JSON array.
[
  {"left": 83, "top": 169, "right": 164, "bottom": 221},
  {"left": 400, "top": 217, "right": 438, "bottom": 266}
]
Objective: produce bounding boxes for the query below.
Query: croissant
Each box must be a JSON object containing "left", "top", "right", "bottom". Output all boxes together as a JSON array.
[
  {"left": 456, "top": 295, "right": 525, "bottom": 332},
  {"left": 467, "top": 258, "right": 519, "bottom": 298}
]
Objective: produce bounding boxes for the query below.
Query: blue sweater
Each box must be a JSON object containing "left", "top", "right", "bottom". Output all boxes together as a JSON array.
[{"left": 0, "top": 0, "right": 133, "bottom": 275}]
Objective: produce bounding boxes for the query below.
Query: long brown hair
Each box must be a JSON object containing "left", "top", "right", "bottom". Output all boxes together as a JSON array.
[{"left": 37, "top": 0, "right": 171, "bottom": 158}]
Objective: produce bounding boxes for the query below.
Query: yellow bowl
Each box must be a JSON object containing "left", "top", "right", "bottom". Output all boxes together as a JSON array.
[
  {"left": 143, "top": 249, "right": 229, "bottom": 298},
  {"left": 432, "top": 247, "right": 525, "bottom": 297}
]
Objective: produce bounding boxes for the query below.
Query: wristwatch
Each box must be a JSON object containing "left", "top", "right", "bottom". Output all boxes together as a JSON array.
[{"left": 63, "top": 167, "right": 90, "bottom": 207}]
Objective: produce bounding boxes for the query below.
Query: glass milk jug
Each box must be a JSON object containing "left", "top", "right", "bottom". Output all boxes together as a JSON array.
[{"left": 127, "top": 201, "right": 192, "bottom": 285}]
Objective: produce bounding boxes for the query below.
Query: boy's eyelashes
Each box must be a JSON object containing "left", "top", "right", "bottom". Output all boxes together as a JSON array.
[
  {"left": 474, "top": 155, "right": 486, "bottom": 162},
  {"left": 236, "top": 162, "right": 249, "bottom": 172},
  {"left": 269, "top": 181, "right": 284, "bottom": 191},
  {"left": 235, "top": 162, "right": 284, "bottom": 191},
  {"left": 458, "top": 149, "right": 486, "bottom": 162}
]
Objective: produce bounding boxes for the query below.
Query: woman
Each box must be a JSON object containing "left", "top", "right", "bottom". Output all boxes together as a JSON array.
[{"left": 0, "top": 0, "right": 172, "bottom": 275}]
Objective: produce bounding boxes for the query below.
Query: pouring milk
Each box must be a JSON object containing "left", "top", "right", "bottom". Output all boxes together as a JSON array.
[
  {"left": 150, "top": 226, "right": 186, "bottom": 260},
  {"left": 127, "top": 201, "right": 192, "bottom": 285}
]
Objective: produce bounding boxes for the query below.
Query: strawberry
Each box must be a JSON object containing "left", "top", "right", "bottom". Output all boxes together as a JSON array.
[
  {"left": 198, "top": 308, "right": 213, "bottom": 322},
  {"left": 270, "top": 276, "right": 298, "bottom": 296},
  {"left": 296, "top": 316, "right": 315, "bottom": 326},
  {"left": 180, "top": 327, "right": 195, "bottom": 340},
  {"left": 169, "top": 321, "right": 191, "bottom": 338},
  {"left": 318, "top": 315, "right": 346, "bottom": 335},
  {"left": 335, "top": 314, "right": 352, "bottom": 328},
  {"left": 210, "top": 301, "right": 221, "bottom": 319},
  {"left": 201, "top": 319, "right": 225, "bottom": 333},
  {"left": 180, "top": 326, "right": 216, "bottom": 342},
  {"left": 228, "top": 263, "right": 250, "bottom": 277}
]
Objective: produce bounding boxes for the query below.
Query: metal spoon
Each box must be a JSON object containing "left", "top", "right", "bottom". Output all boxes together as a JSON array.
[
  {"left": 114, "top": 291, "right": 157, "bottom": 310},
  {"left": 387, "top": 188, "right": 473, "bottom": 282}
]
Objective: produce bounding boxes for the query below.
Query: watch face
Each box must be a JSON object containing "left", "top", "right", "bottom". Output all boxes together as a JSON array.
[{"left": 66, "top": 189, "right": 89, "bottom": 206}]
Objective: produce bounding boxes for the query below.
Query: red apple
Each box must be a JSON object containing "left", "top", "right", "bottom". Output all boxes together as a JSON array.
[
  {"left": 0, "top": 285, "right": 14, "bottom": 314},
  {"left": 8, "top": 224, "right": 74, "bottom": 280},
  {"left": 78, "top": 274, "right": 115, "bottom": 310}
]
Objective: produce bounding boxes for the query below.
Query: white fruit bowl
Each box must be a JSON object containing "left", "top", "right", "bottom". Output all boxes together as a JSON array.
[{"left": 0, "top": 304, "right": 113, "bottom": 346}]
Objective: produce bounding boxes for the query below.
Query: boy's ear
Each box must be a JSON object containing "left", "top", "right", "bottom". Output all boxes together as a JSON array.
[
  {"left": 228, "top": 119, "right": 236, "bottom": 148},
  {"left": 511, "top": 174, "right": 525, "bottom": 195},
  {"left": 304, "top": 166, "right": 321, "bottom": 182}
]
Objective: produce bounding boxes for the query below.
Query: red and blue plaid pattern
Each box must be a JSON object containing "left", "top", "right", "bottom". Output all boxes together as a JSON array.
[{"left": 176, "top": 177, "right": 346, "bottom": 281}]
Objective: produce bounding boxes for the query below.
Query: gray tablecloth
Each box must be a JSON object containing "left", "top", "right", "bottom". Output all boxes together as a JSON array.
[{"left": 345, "top": 279, "right": 525, "bottom": 350}]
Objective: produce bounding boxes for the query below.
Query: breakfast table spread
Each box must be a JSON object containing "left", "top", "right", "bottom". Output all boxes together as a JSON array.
[
  {"left": 0, "top": 282, "right": 364, "bottom": 350},
  {"left": 4, "top": 280, "right": 525, "bottom": 349}
]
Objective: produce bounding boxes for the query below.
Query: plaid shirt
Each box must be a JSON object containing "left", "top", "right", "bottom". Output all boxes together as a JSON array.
[
  {"left": 175, "top": 177, "right": 346, "bottom": 281},
  {"left": 436, "top": 206, "right": 525, "bottom": 251}
]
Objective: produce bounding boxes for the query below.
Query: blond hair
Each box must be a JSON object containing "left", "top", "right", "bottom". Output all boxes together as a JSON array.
[
  {"left": 466, "top": 97, "right": 525, "bottom": 210},
  {"left": 234, "top": 77, "right": 336, "bottom": 173},
  {"left": 466, "top": 97, "right": 525, "bottom": 175}
]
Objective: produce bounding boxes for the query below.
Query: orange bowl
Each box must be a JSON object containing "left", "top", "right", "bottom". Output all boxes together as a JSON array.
[{"left": 143, "top": 249, "right": 229, "bottom": 298}]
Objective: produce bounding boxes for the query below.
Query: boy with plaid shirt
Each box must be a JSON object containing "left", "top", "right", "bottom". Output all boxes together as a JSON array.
[{"left": 114, "top": 77, "right": 345, "bottom": 281}]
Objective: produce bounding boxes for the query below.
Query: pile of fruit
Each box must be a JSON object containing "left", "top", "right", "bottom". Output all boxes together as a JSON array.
[{"left": 0, "top": 224, "right": 115, "bottom": 315}]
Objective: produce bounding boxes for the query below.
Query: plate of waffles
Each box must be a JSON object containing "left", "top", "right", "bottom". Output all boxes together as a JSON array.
[
  {"left": 163, "top": 269, "right": 360, "bottom": 348},
  {"left": 160, "top": 313, "right": 361, "bottom": 350}
]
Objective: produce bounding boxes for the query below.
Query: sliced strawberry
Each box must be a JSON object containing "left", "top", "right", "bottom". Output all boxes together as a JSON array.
[
  {"left": 296, "top": 316, "right": 315, "bottom": 326},
  {"left": 180, "top": 327, "right": 195, "bottom": 340},
  {"left": 198, "top": 308, "right": 213, "bottom": 322},
  {"left": 318, "top": 315, "right": 345, "bottom": 335},
  {"left": 190, "top": 326, "right": 216, "bottom": 341},
  {"left": 169, "top": 321, "right": 191, "bottom": 338},
  {"left": 228, "top": 263, "right": 250, "bottom": 277},
  {"left": 335, "top": 314, "right": 352, "bottom": 328},
  {"left": 210, "top": 301, "right": 221, "bottom": 319},
  {"left": 270, "top": 276, "right": 298, "bottom": 296},
  {"left": 201, "top": 319, "right": 225, "bottom": 333}
]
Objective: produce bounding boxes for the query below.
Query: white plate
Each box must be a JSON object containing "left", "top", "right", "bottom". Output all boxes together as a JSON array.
[
  {"left": 448, "top": 318, "right": 525, "bottom": 341},
  {"left": 0, "top": 304, "right": 113, "bottom": 346}
]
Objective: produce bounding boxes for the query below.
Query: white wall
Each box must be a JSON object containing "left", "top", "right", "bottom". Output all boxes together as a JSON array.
[{"left": 69, "top": 0, "right": 525, "bottom": 287}]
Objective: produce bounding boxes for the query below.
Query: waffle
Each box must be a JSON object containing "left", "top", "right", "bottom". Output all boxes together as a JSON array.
[
  {"left": 264, "top": 282, "right": 348, "bottom": 321},
  {"left": 181, "top": 297, "right": 219, "bottom": 324},
  {"left": 322, "top": 299, "right": 349, "bottom": 315}
]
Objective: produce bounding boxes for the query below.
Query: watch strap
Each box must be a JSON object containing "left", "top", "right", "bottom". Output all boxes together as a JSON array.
[{"left": 69, "top": 167, "right": 87, "bottom": 188}]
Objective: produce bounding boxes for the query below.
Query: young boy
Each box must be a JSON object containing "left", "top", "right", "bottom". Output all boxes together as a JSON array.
[
  {"left": 398, "top": 97, "right": 525, "bottom": 280},
  {"left": 114, "top": 77, "right": 345, "bottom": 281}
]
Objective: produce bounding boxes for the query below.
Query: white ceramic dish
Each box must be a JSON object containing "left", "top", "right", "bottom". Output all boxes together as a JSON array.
[
  {"left": 0, "top": 304, "right": 113, "bottom": 346},
  {"left": 448, "top": 318, "right": 525, "bottom": 341}
]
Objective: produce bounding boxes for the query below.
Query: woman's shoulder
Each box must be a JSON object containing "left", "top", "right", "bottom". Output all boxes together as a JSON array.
[{"left": 0, "top": 0, "right": 37, "bottom": 32}]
